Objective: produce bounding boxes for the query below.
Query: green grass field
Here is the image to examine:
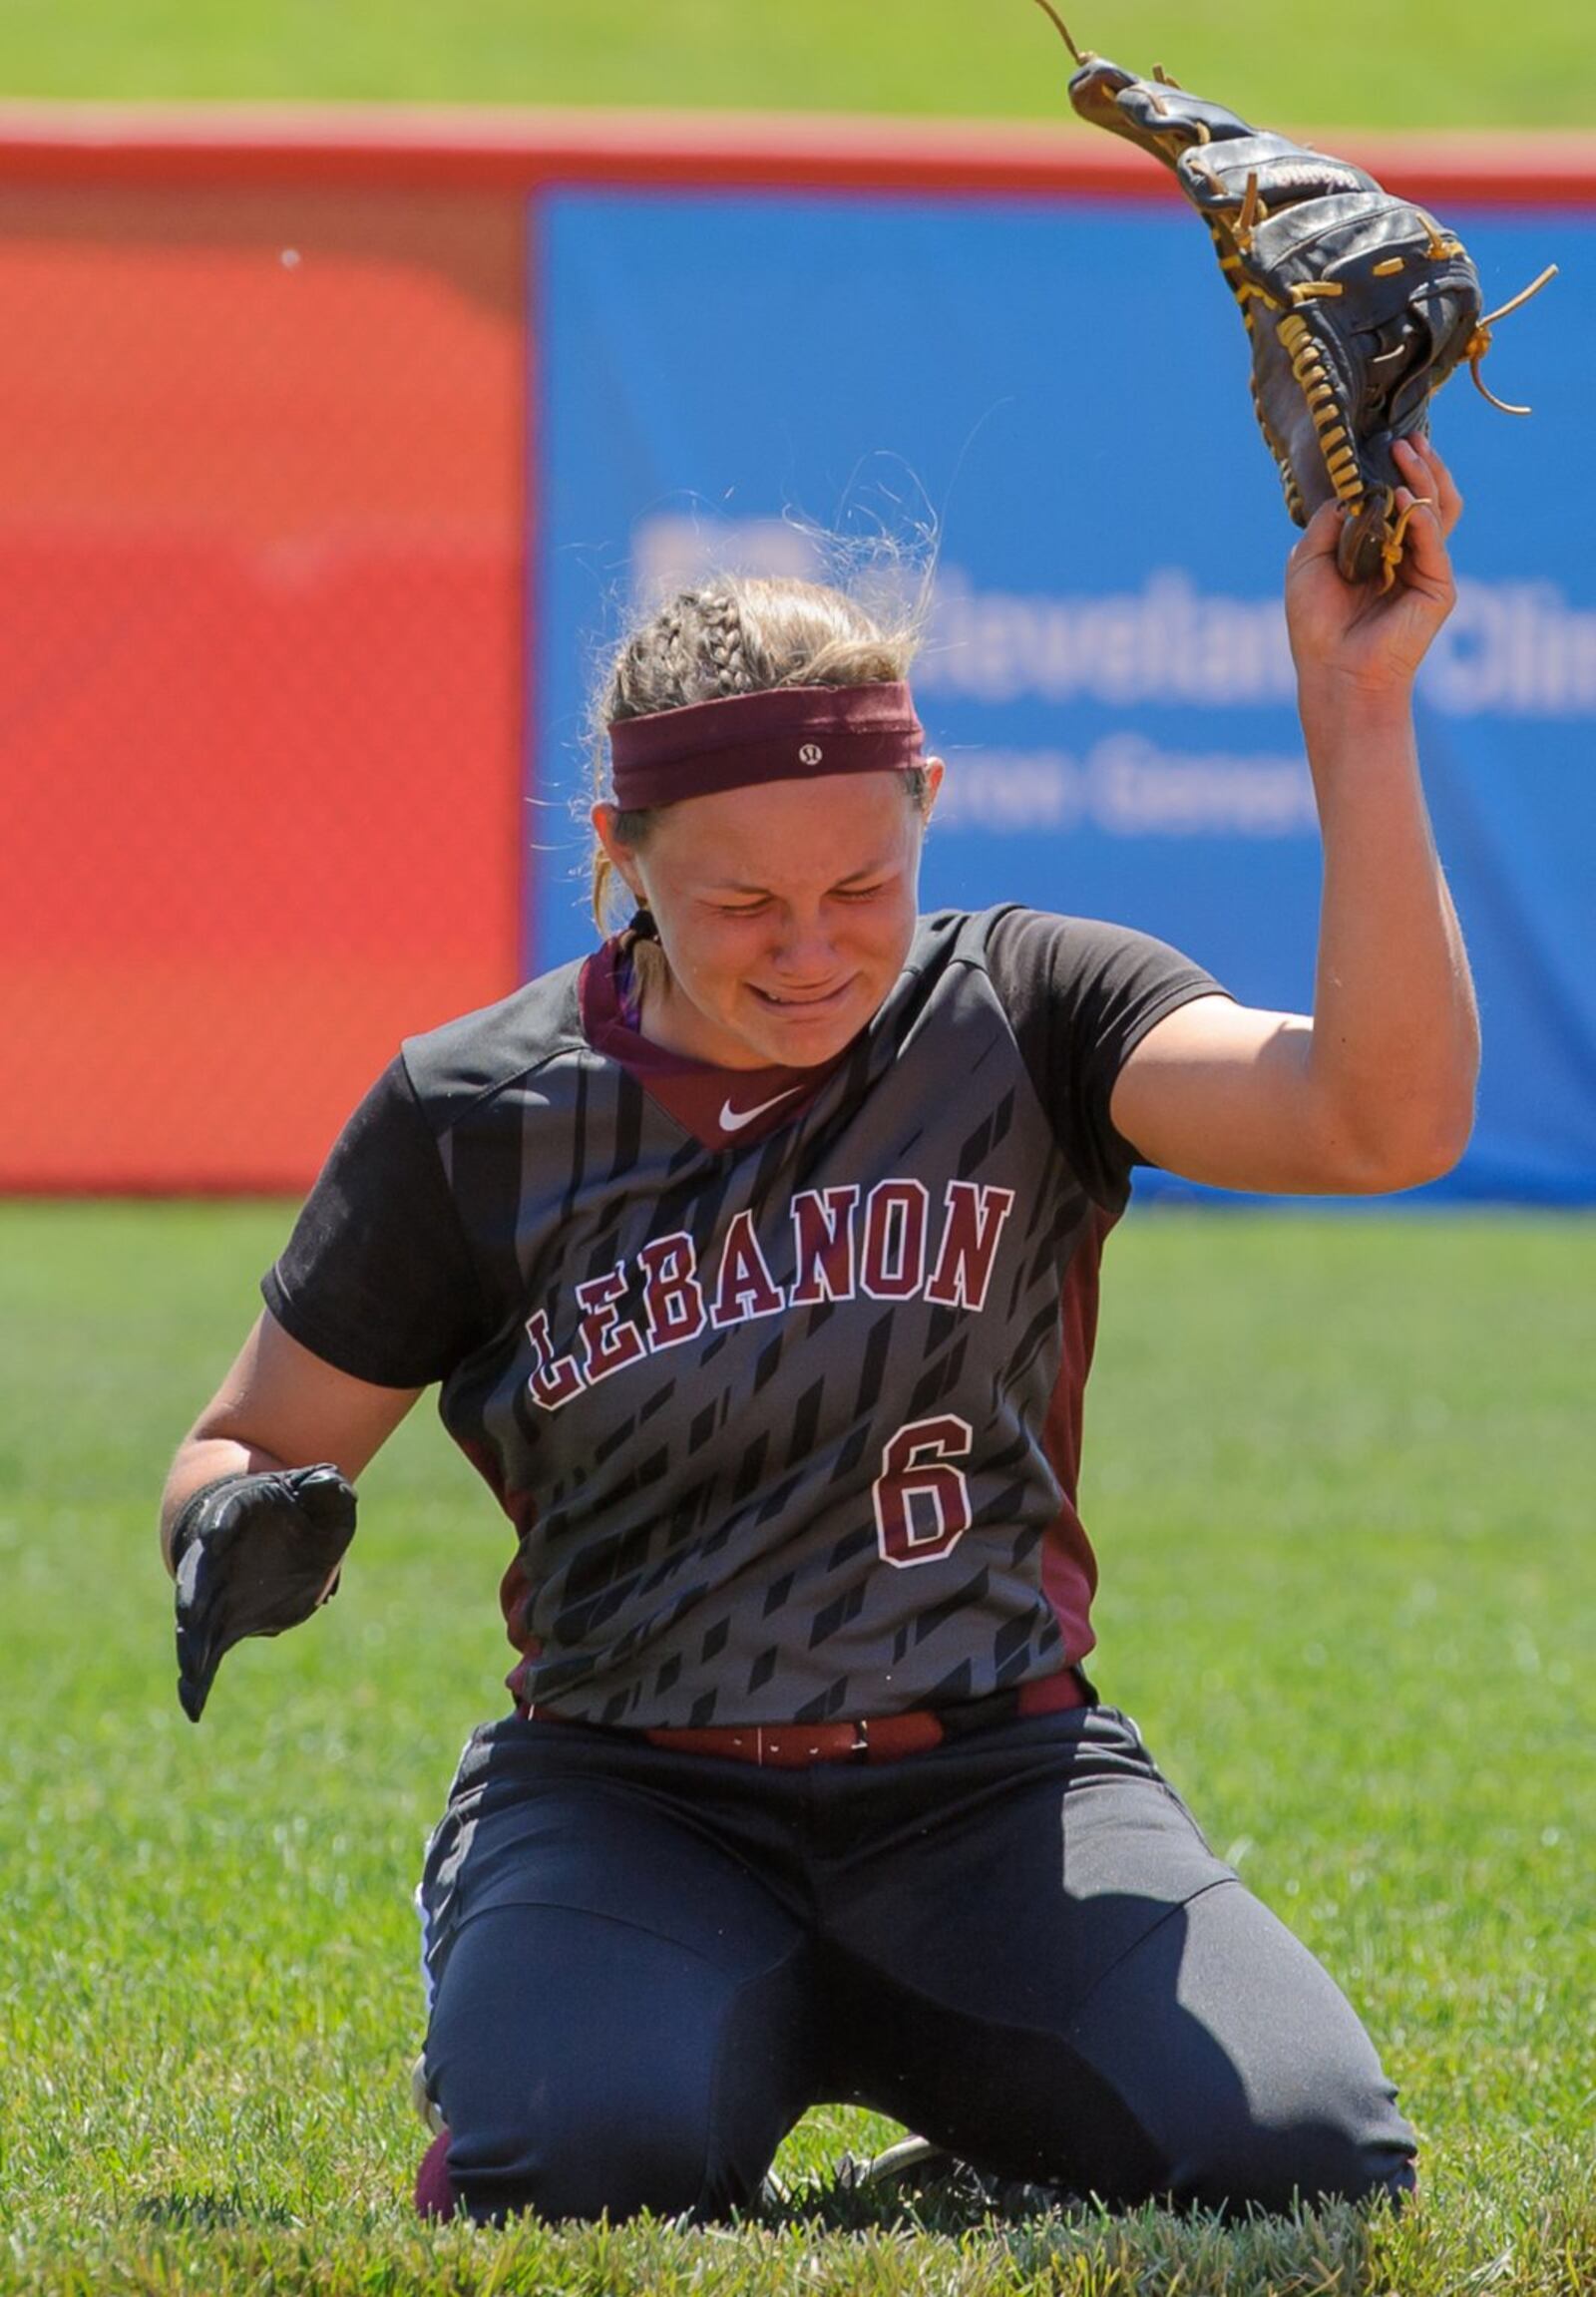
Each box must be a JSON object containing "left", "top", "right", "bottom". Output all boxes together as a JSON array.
[
  {"left": 1, "top": 1203, "right": 1591, "bottom": 2296},
  {"left": 3, "top": 0, "right": 1596, "bottom": 126}
]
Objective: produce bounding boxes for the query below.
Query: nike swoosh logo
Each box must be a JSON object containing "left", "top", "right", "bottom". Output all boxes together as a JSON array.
[{"left": 719, "top": 1088, "right": 801, "bottom": 1134}]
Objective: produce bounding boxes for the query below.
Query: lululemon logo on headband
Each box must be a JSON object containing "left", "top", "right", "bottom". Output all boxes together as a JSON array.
[{"left": 799, "top": 743, "right": 824, "bottom": 766}]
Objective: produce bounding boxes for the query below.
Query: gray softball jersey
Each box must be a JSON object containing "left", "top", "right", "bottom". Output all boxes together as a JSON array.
[{"left": 264, "top": 907, "right": 1220, "bottom": 1727}]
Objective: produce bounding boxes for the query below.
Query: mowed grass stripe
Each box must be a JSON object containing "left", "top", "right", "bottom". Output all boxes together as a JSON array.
[
  {"left": 4, "top": 0, "right": 1596, "bottom": 126},
  {"left": 0, "top": 1203, "right": 1591, "bottom": 2295}
]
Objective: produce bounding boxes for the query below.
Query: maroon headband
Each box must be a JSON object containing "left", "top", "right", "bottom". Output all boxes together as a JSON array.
[{"left": 607, "top": 682, "right": 924, "bottom": 812}]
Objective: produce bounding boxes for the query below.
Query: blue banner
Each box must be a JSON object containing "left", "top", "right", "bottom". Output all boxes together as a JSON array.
[{"left": 533, "top": 187, "right": 1593, "bottom": 1203}]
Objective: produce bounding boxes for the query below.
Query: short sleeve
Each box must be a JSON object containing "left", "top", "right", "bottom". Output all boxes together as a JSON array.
[
  {"left": 986, "top": 908, "right": 1228, "bottom": 1209},
  {"left": 261, "top": 1058, "right": 493, "bottom": 1387}
]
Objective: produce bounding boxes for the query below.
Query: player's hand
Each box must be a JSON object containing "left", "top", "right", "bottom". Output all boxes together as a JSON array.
[
  {"left": 1286, "top": 434, "right": 1461, "bottom": 704},
  {"left": 173, "top": 1464, "right": 357, "bottom": 1723}
]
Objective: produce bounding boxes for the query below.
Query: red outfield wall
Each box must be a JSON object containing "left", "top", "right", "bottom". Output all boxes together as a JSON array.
[
  {"left": 0, "top": 172, "right": 525, "bottom": 1190},
  {"left": 1, "top": 107, "right": 1590, "bottom": 1192}
]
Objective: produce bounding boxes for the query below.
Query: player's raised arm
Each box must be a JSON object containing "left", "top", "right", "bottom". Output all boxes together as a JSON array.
[
  {"left": 161, "top": 1310, "right": 423, "bottom": 1720},
  {"left": 1109, "top": 434, "right": 1480, "bottom": 1197}
]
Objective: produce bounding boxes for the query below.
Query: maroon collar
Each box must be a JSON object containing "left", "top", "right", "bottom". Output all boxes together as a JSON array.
[{"left": 579, "top": 936, "right": 840, "bottom": 1153}]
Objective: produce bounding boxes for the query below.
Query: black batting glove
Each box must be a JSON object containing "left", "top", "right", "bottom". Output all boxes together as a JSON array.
[{"left": 172, "top": 1463, "right": 357, "bottom": 1723}]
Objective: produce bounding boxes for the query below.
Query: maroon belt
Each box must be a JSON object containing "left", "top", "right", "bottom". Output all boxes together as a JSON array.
[{"left": 525, "top": 1668, "right": 1089, "bottom": 1768}]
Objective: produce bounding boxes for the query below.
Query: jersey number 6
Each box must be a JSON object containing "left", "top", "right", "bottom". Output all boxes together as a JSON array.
[{"left": 873, "top": 1415, "right": 975, "bottom": 1568}]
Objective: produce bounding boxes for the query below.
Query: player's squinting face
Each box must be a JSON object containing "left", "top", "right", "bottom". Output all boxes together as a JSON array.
[{"left": 598, "top": 767, "right": 941, "bottom": 1072}]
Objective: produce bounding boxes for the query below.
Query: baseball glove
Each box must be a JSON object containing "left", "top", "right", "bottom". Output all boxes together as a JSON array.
[
  {"left": 172, "top": 1463, "right": 357, "bottom": 1722},
  {"left": 1037, "top": 4, "right": 1555, "bottom": 585}
]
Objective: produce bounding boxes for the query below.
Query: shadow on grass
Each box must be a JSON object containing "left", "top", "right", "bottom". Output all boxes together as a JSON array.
[
  {"left": 750, "top": 2152, "right": 1089, "bottom": 2239},
  {"left": 135, "top": 2188, "right": 299, "bottom": 2232}
]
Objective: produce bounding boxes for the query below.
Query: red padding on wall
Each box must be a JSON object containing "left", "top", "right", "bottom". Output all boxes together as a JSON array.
[{"left": 0, "top": 186, "right": 526, "bottom": 1192}]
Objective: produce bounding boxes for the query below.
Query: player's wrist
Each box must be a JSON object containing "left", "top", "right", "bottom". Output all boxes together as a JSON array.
[{"left": 1296, "top": 672, "right": 1419, "bottom": 747}]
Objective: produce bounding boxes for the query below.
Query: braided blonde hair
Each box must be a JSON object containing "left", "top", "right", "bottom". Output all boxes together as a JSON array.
[{"left": 590, "top": 575, "right": 925, "bottom": 935}]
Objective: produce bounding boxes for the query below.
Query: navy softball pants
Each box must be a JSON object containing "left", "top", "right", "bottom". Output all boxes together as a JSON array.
[{"left": 415, "top": 1700, "right": 1416, "bottom": 2223}]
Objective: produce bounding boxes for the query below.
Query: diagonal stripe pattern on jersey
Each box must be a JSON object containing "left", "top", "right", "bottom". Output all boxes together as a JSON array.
[{"left": 263, "top": 909, "right": 1218, "bottom": 1727}]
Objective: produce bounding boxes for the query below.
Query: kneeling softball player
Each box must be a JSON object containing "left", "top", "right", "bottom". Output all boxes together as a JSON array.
[{"left": 163, "top": 437, "right": 1473, "bottom": 2220}]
